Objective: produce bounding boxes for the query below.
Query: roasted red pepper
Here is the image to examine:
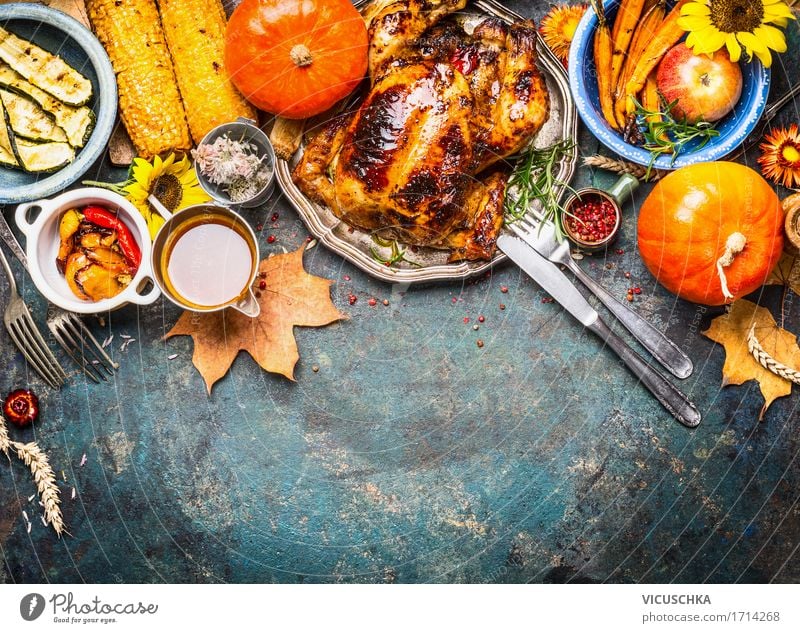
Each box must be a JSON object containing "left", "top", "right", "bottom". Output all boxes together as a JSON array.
[
  {"left": 82, "top": 206, "right": 141, "bottom": 269},
  {"left": 3, "top": 389, "right": 39, "bottom": 427}
]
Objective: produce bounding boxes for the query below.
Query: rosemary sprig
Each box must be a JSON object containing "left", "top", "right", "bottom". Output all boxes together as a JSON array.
[
  {"left": 634, "top": 97, "right": 719, "bottom": 177},
  {"left": 504, "top": 139, "right": 577, "bottom": 240},
  {"left": 369, "top": 236, "right": 422, "bottom": 268}
]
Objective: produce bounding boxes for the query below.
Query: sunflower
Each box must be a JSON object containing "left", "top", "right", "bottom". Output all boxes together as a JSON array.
[
  {"left": 677, "top": 0, "right": 795, "bottom": 67},
  {"left": 758, "top": 124, "right": 800, "bottom": 189},
  {"left": 540, "top": 4, "right": 587, "bottom": 66},
  {"left": 123, "top": 153, "right": 211, "bottom": 238}
]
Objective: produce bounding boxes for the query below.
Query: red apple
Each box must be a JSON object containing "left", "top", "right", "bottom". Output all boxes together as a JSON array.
[{"left": 656, "top": 43, "right": 742, "bottom": 124}]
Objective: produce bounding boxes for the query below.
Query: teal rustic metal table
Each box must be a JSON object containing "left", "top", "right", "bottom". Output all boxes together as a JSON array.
[{"left": 1, "top": 1, "right": 799, "bottom": 583}]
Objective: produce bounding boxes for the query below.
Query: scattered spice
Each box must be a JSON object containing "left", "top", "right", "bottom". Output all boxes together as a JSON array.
[
  {"left": 463, "top": 317, "right": 470, "bottom": 324},
  {"left": 478, "top": 315, "right": 485, "bottom": 323},
  {"left": 542, "top": 297, "right": 554, "bottom": 304},
  {"left": 501, "top": 286, "right": 508, "bottom": 293},
  {"left": 499, "top": 303, "right": 506, "bottom": 310},
  {"left": 259, "top": 280, "right": 267, "bottom": 290},
  {"left": 192, "top": 132, "right": 272, "bottom": 203},
  {"left": 348, "top": 294, "right": 358, "bottom": 305},
  {"left": 626, "top": 292, "right": 634, "bottom": 302},
  {"left": 79, "top": 454, "right": 87, "bottom": 467},
  {"left": 267, "top": 235, "right": 276, "bottom": 244},
  {"left": 368, "top": 298, "right": 377, "bottom": 307},
  {"left": 382, "top": 299, "right": 389, "bottom": 306},
  {"left": 256, "top": 224, "right": 263, "bottom": 231},
  {"left": 624, "top": 271, "right": 631, "bottom": 279},
  {"left": 271, "top": 213, "right": 280, "bottom": 222},
  {"left": 312, "top": 365, "right": 320, "bottom": 373},
  {"left": 343, "top": 275, "right": 351, "bottom": 281},
  {"left": 476, "top": 339, "right": 484, "bottom": 348},
  {"left": 167, "top": 353, "right": 178, "bottom": 360},
  {"left": 260, "top": 271, "right": 267, "bottom": 279},
  {"left": 3, "top": 390, "right": 39, "bottom": 428},
  {"left": 473, "top": 324, "right": 479, "bottom": 331}
]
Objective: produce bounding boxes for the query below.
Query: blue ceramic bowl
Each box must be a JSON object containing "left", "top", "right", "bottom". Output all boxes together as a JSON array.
[
  {"left": 0, "top": 3, "right": 117, "bottom": 204},
  {"left": 568, "top": 0, "right": 770, "bottom": 169}
]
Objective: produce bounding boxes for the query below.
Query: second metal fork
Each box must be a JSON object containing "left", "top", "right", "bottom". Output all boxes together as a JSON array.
[{"left": 0, "top": 243, "right": 66, "bottom": 389}]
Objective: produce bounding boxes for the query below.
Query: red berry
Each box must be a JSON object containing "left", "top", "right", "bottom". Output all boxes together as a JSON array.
[
  {"left": 368, "top": 298, "right": 377, "bottom": 306},
  {"left": 259, "top": 280, "right": 267, "bottom": 290},
  {"left": 267, "top": 235, "right": 276, "bottom": 244},
  {"left": 3, "top": 389, "right": 39, "bottom": 427}
]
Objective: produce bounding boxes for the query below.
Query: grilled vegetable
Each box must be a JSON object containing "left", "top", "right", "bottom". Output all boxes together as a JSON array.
[
  {"left": 86, "top": 0, "right": 191, "bottom": 159},
  {"left": 156, "top": 0, "right": 256, "bottom": 144},
  {"left": 0, "top": 25, "right": 92, "bottom": 106},
  {"left": 82, "top": 205, "right": 141, "bottom": 268},
  {"left": 0, "top": 98, "right": 17, "bottom": 167},
  {"left": 14, "top": 139, "right": 75, "bottom": 173},
  {"left": 0, "top": 62, "right": 95, "bottom": 148},
  {"left": 0, "top": 88, "right": 68, "bottom": 143},
  {"left": 619, "top": 0, "right": 691, "bottom": 122},
  {"left": 609, "top": 0, "right": 646, "bottom": 95},
  {"left": 590, "top": 0, "right": 618, "bottom": 130}
]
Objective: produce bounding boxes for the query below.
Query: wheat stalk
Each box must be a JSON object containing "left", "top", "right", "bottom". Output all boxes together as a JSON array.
[
  {"left": 0, "top": 414, "right": 10, "bottom": 458},
  {"left": 748, "top": 325, "right": 800, "bottom": 385},
  {"left": 12, "top": 441, "right": 64, "bottom": 536},
  {"left": 583, "top": 155, "right": 665, "bottom": 182}
]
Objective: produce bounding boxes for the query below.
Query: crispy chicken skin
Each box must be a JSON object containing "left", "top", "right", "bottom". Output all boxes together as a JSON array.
[{"left": 292, "top": 0, "right": 550, "bottom": 261}]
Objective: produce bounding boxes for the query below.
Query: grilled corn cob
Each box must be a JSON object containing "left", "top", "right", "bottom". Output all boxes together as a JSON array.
[
  {"left": 86, "top": 0, "right": 191, "bottom": 159},
  {"left": 157, "top": 0, "right": 257, "bottom": 144}
]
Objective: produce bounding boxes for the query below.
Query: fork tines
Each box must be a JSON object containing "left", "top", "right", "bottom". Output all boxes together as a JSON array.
[
  {"left": 5, "top": 307, "right": 67, "bottom": 389},
  {"left": 48, "top": 312, "right": 118, "bottom": 383}
]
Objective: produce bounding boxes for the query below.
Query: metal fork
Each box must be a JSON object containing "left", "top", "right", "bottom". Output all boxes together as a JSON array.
[
  {"left": 508, "top": 207, "right": 694, "bottom": 380},
  {"left": 0, "top": 243, "right": 66, "bottom": 389},
  {"left": 0, "top": 211, "right": 118, "bottom": 383}
]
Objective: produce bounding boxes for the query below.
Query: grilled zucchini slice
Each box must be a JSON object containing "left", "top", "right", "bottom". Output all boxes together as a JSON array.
[
  {"left": 0, "top": 26, "right": 92, "bottom": 106},
  {"left": 0, "top": 89, "right": 68, "bottom": 143},
  {"left": 13, "top": 139, "right": 75, "bottom": 173},
  {"left": 0, "top": 97, "right": 19, "bottom": 167},
  {"left": 0, "top": 63, "right": 94, "bottom": 147}
]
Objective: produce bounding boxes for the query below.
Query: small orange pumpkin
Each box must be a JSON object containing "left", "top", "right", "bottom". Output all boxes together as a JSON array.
[
  {"left": 224, "top": 0, "right": 368, "bottom": 119},
  {"left": 638, "top": 162, "right": 784, "bottom": 306}
]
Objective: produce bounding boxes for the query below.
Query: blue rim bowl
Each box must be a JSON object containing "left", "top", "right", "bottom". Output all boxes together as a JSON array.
[
  {"left": 568, "top": 0, "right": 770, "bottom": 169},
  {"left": 0, "top": 3, "right": 117, "bottom": 205}
]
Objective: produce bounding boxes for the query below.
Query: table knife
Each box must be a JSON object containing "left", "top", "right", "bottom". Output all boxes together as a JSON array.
[{"left": 497, "top": 234, "right": 701, "bottom": 428}]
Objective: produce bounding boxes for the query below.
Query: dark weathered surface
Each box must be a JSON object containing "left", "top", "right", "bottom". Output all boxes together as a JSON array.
[{"left": 1, "top": 1, "right": 799, "bottom": 583}]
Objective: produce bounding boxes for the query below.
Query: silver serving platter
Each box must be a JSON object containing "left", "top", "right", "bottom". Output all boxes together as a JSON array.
[{"left": 276, "top": 0, "right": 578, "bottom": 284}]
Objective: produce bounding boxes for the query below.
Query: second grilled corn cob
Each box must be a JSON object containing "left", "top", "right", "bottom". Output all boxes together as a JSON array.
[
  {"left": 157, "top": 0, "right": 257, "bottom": 144},
  {"left": 86, "top": 0, "right": 191, "bottom": 159}
]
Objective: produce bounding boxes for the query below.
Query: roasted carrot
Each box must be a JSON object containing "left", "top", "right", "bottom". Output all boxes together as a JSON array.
[
  {"left": 643, "top": 72, "right": 669, "bottom": 149},
  {"left": 590, "top": 0, "right": 618, "bottom": 130},
  {"left": 609, "top": 0, "right": 647, "bottom": 97},
  {"left": 618, "top": 0, "right": 691, "bottom": 122},
  {"left": 614, "top": 0, "right": 666, "bottom": 128}
]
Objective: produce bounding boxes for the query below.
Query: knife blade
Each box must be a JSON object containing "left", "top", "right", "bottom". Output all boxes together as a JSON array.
[
  {"left": 497, "top": 233, "right": 598, "bottom": 327},
  {"left": 497, "top": 233, "right": 701, "bottom": 428}
]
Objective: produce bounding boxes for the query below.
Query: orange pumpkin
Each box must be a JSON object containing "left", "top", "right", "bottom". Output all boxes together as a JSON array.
[
  {"left": 224, "top": 0, "right": 368, "bottom": 119},
  {"left": 638, "top": 162, "right": 784, "bottom": 306}
]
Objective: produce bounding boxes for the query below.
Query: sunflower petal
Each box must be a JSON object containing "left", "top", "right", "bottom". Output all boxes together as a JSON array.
[
  {"left": 725, "top": 34, "right": 742, "bottom": 61},
  {"left": 755, "top": 24, "right": 788, "bottom": 52},
  {"left": 738, "top": 30, "right": 769, "bottom": 54},
  {"left": 765, "top": 3, "right": 796, "bottom": 20},
  {"left": 681, "top": 2, "right": 711, "bottom": 16},
  {"left": 678, "top": 15, "right": 716, "bottom": 31}
]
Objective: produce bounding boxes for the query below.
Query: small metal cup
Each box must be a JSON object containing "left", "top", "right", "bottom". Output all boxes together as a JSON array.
[
  {"left": 194, "top": 117, "right": 276, "bottom": 209},
  {"left": 561, "top": 173, "right": 639, "bottom": 251},
  {"left": 149, "top": 197, "right": 260, "bottom": 318}
]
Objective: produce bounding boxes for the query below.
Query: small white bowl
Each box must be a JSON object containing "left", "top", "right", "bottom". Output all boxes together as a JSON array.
[{"left": 15, "top": 188, "right": 161, "bottom": 313}]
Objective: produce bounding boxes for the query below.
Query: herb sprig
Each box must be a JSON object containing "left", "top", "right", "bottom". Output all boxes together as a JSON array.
[
  {"left": 504, "top": 139, "right": 577, "bottom": 240},
  {"left": 634, "top": 97, "right": 719, "bottom": 176},
  {"left": 369, "top": 236, "right": 422, "bottom": 268}
]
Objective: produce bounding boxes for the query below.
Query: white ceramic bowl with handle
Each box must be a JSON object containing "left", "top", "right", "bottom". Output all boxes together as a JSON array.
[{"left": 15, "top": 188, "right": 161, "bottom": 313}]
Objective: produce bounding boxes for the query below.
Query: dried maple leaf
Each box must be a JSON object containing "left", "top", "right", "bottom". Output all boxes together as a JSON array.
[
  {"left": 766, "top": 251, "right": 800, "bottom": 296},
  {"left": 166, "top": 246, "right": 346, "bottom": 393},
  {"left": 703, "top": 299, "right": 800, "bottom": 420}
]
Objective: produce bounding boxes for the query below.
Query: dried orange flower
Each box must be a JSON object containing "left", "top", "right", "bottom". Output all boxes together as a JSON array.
[
  {"left": 540, "top": 4, "right": 587, "bottom": 66},
  {"left": 758, "top": 124, "right": 800, "bottom": 189}
]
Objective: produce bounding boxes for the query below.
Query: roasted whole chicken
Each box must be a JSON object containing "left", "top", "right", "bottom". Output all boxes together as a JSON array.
[{"left": 292, "top": 0, "right": 550, "bottom": 261}]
